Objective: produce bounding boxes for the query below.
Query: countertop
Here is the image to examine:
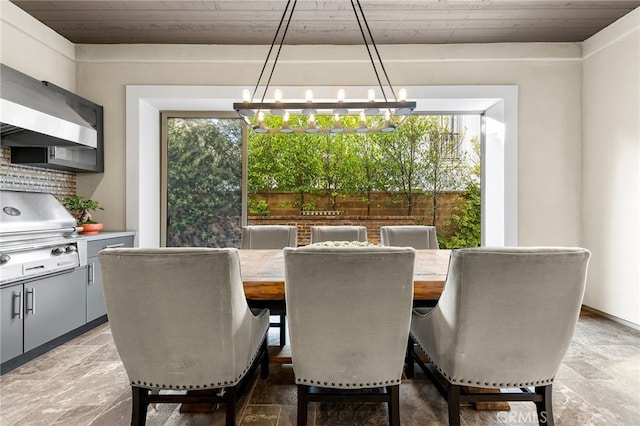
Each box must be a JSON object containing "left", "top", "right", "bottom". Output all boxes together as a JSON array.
[{"left": 76, "top": 231, "right": 135, "bottom": 241}]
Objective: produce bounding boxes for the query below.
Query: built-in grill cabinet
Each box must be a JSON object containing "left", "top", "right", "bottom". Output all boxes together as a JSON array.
[
  {"left": 0, "top": 191, "right": 134, "bottom": 374},
  {"left": 1, "top": 268, "right": 86, "bottom": 365}
]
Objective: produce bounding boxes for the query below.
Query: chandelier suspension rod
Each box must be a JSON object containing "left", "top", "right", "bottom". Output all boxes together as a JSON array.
[
  {"left": 250, "top": 0, "right": 296, "bottom": 104},
  {"left": 352, "top": 0, "right": 398, "bottom": 103},
  {"left": 234, "top": 0, "right": 416, "bottom": 133}
]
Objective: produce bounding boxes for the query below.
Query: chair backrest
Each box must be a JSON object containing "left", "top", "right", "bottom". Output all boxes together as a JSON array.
[
  {"left": 99, "top": 247, "right": 265, "bottom": 389},
  {"left": 240, "top": 225, "right": 298, "bottom": 249},
  {"left": 380, "top": 225, "right": 439, "bottom": 249},
  {"left": 309, "top": 225, "right": 368, "bottom": 243},
  {"left": 284, "top": 246, "right": 415, "bottom": 388},
  {"left": 426, "top": 247, "right": 590, "bottom": 385}
]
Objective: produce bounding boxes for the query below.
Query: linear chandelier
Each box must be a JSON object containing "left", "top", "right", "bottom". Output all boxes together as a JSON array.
[{"left": 233, "top": 0, "right": 416, "bottom": 134}]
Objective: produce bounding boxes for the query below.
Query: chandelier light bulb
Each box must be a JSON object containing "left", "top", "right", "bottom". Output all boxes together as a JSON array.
[
  {"left": 270, "top": 89, "right": 285, "bottom": 115},
  {"left": 331, "top": 113, "right": 344, "bottom": 133},
  {"left": 398, "top": 88, "right": 407, "bottom": 102},
  {"left": 283, "top": 111, "right": 290, "bottom": 123},
  {"left": 305, "top": 89, "right": 314, "bottom": 102},
  {"left": 306, "top": 114, "right": 318, "bottom": 133},
  {"left": 258, "top": 111, "right": 265, "bottom": 122},
  {"left": 368, "top": 89, "right": 376, "bottom": 102},
  {"left": 337, "top": 89, "right": 346, "bottom": 102},
  {"left": 242, "top": 89, "right": 251, "bottom": 102},
  {"left": 381, "top": 109, "right": 396, "bottom": 132},
  {"left": 356, "top": 111, "right": 369, "bottom": 133}
]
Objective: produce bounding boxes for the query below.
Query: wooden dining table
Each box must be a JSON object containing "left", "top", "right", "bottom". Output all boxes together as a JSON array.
[
  {"left": 238, "top": 249, "right": 450, "bottom": 363},
  {"left": 238, "top": 248, "right": 451, "bottom": 302}
]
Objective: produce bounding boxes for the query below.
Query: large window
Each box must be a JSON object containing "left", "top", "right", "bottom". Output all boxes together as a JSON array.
[{"left": 160, "top": 112, "right": 245, "bottom": 247}]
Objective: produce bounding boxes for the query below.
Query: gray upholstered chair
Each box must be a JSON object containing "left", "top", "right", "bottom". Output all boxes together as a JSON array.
[
  {"left": 408, "top": 247, "right": 590, "bottom": 426},
  {"left": 309, "top": 225, "right": 367, "bottom": 243},
  {"left": 284, "top": 245, "right": 416, "bottom": 426},
  {"left": 240, "top": 225, "right": 298, "bottom": 249},
  {"left": 380, "top": 225, "right": 439, "bottom": 249},
  {"left": 240, "top": 225, "right": 298, "bottom": 346},
  {"left": 99, "top": 248, "right": 270, "bottom": 426}
]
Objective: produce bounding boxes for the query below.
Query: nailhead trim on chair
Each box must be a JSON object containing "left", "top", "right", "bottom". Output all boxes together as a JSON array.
[
  {"left": 295, "top": 377, "right": 401, "bottom": 389},
  {"left": 410, "top": 333, "right": 555, "bottom": 388},
  {"left": 129, "top": 332, "right": 268, "bottom": 390}
]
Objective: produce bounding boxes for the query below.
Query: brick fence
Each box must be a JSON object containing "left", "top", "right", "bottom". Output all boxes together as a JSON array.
[
  {"left": 247, "top": 215, "right": 424, "bottom": 246},
  {"left": 251, "top": 191, "right": 463, "bottom": 218}
]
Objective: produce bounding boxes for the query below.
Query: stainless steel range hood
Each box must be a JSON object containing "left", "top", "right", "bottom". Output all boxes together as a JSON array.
[{"left": 0, "top": 64, "right": 97, "bottom": 149}]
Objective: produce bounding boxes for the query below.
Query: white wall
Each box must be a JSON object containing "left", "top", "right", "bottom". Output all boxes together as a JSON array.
[
  {"left": 0, "top": 1, "right": 76, "bottom": 90},
  {"left": 582, "top": 8, "right": 640, "bottom": 326},
  {"left": 70, "top": 42, "right": 583, "bottom": 252}
]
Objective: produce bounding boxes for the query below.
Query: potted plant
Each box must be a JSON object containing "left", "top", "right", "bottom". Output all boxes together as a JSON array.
[{"left": 61, "top": 195, "right": 105, "bottom": 235}]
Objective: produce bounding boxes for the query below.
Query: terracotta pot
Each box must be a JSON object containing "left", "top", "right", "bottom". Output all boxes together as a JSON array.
[{"left": 79, "top": 223, "right": 104, "bottom": 235}]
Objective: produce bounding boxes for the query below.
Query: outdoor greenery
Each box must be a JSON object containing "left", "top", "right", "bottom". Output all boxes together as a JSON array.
[
  {"left": 164, "top": 114, "right": 480, "bottom": 249},
  {"left": 166, "top": 117, "right": 242, "bottom": 247},
  {"left": 248, "top": 115, "right": 480, "bottom": 246},
  {"left": 440, "top": 137, "right": 481, "bottom": 248}
]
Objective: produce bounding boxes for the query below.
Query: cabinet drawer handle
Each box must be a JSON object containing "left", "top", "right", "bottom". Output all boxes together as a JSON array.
[
  {"left": 88, "top": 263, "right": 95, "bottom": 284},
  {"left": 26, "top": 288, "right": 35, "bottom": 315},
  {"left": 104, "top": 243, "right": 125, "bottom": 249},
  {"left": 12, "top": 291, "right": 23, "bottom": 319}
]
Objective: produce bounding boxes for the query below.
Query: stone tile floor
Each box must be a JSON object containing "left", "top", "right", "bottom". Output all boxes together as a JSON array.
[{"left": 1, "top": 310, "right": 639, "bottom": 425}]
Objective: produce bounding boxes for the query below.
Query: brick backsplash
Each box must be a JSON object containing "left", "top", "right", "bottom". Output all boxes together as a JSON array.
[{"left": 0, "top": 147, "right": 76, "bottom": 196}]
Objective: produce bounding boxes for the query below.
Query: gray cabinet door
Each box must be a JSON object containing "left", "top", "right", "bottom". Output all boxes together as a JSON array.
[
  {"left": 24, "top": 268, "right": 86, "bottom": 352},
  {"left": 1, "top": 284, "right": 24, "bottom": 363},
  {"left": 86, "top": 257, "right": 106, "bottom": 322},
  {"left": 86, "top": 235, "right": 134, "bottom": 322}
]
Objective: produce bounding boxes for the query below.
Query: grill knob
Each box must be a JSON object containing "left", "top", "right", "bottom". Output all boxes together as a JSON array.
[
  {"left": 0, "top": 254, "right": 10, "bottom": 265},
  {"left": 52, "top": 247, "right": 65, "bottom": 256},
  {"left": 65, "top": 245, "right": 77, "bottom": 253}
]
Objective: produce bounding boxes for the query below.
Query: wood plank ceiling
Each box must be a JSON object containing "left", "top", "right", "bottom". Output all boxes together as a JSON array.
[{"left": 10, "top": 0, "right": 640, "bottom": 45}]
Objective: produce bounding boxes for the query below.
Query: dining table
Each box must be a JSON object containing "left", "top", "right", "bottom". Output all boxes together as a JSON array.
[
  {"left": 238, "top": 248, "right": 451, "bottom": 363},
  {"left": 239, "top": 248, "right": 451, "bottom": 302}
]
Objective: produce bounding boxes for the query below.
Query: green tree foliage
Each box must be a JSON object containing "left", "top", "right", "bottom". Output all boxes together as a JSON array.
[
  {"left": 167, "top": 118, "right": 242, "bottom": 247},
  {"left": 441, "top": 180, "right": 481, "bottom": 248},
  {"left": 378, "top": 116, "right": 433, "bottom": 216},
  {"left": 345, "top": 133, "right": 387, "bottom": 215},
  {"left": 420, "top": 116, "right": 469, "bottom": 225},
  {"left": 248, "top": 116, "right": 325, "bottom": 213},
  {"left": 247, "top": 114, "right": 480, "bottom": 246},
  {"left": 441, "top": 136, "right": 481, "bottom": 248}
]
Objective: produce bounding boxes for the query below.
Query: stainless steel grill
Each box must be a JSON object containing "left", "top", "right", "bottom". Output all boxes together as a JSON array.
[{"left": 0, "top": 190, "right": 86, "bottom": 284}]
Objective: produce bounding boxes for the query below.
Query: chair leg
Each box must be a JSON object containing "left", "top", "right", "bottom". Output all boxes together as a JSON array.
[
  {"left": 279, "top": 314, "right": 286, "bottom": 346},
  {"left": 225, "top": 386, "right": 237, "bottom": 426},
  {"left": 297, "top": 384, "right": 308, "bottom": 426},
  {"left": 388, "top": 385, "right": 400, "bottom": 426},
  {"left": 260, "top": 339, "right": 270, "bottom": 379},
  {"left": 447, "top": 384, "right": 461, "bottom": 426},
  {"left": 536, "top": 385, "right": 554, "bottom": 426},
  {"left": 405, "top": 338, "right": 415, "bottom": 379},
  {"left": 131, "top": 386, "right": 148, "bottom": 426}
]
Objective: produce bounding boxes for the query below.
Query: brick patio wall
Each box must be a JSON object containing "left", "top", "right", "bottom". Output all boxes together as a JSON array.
[{"left": 248, "top": 191, "right": 465, "bottom": 245}]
